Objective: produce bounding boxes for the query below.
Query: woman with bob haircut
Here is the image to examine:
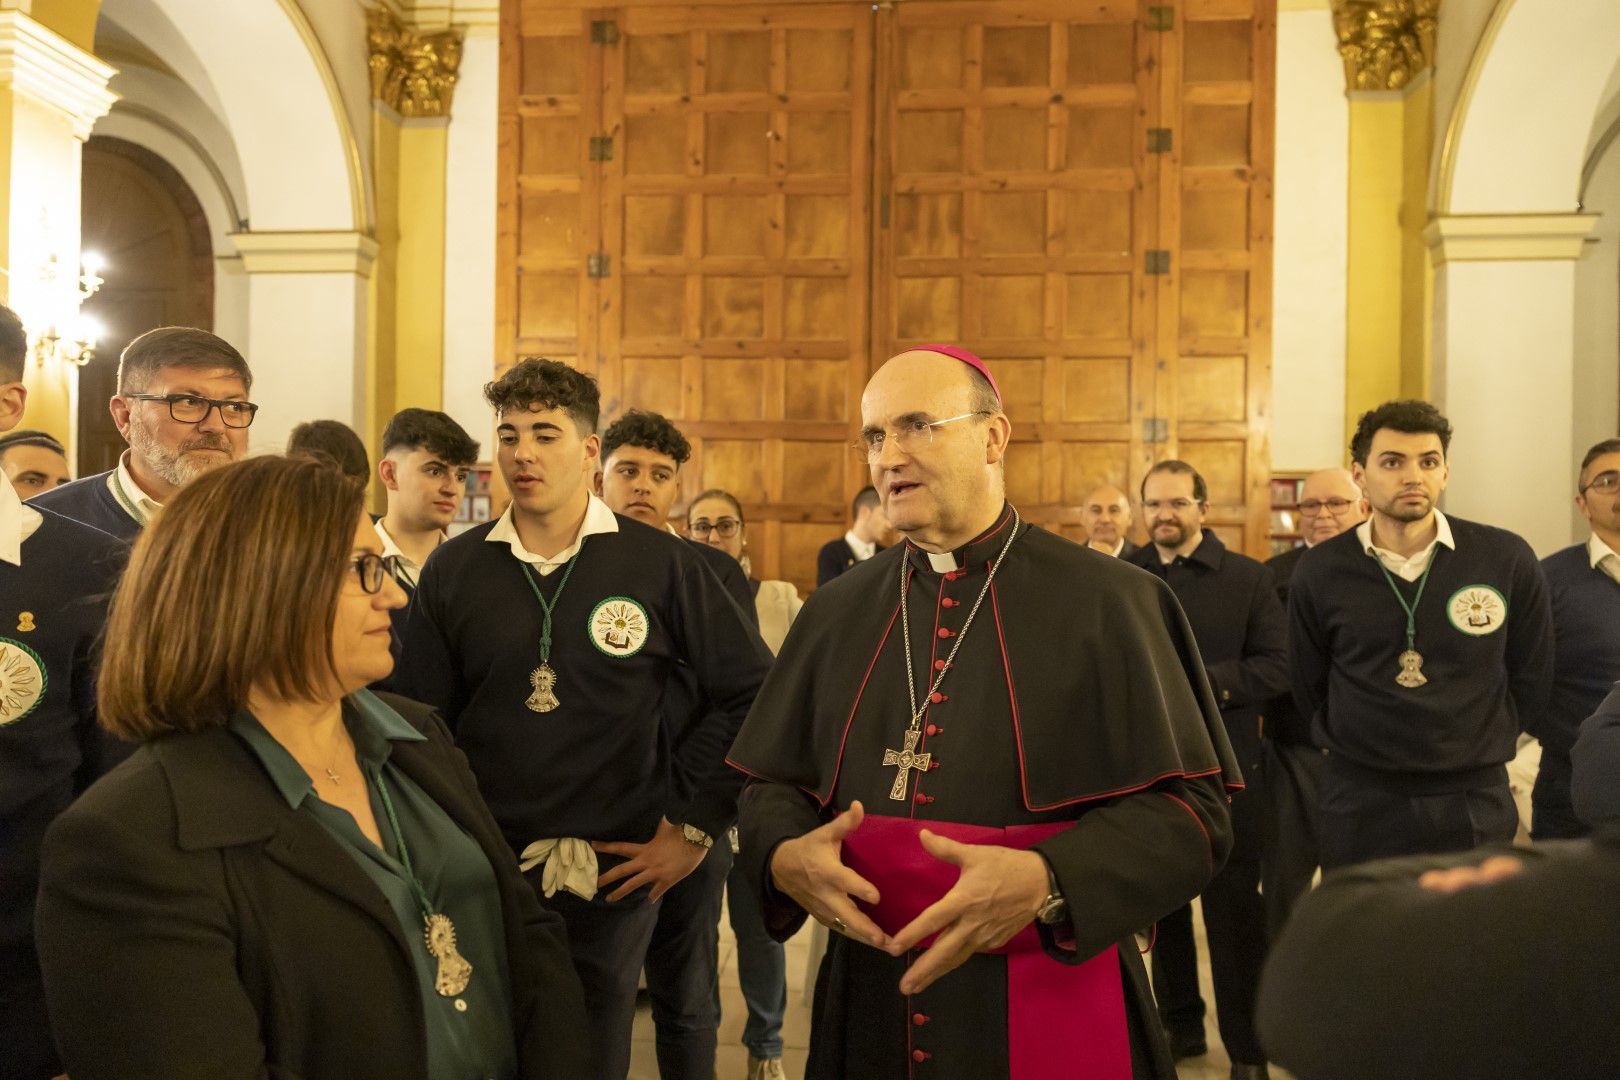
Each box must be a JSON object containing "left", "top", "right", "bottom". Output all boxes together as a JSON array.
[{"left": 34, "top": 454, "right": 588, "bottom": 1080}]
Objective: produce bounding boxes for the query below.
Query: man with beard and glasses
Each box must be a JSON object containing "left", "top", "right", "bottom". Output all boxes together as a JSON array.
[
  {"left": 1289, "top": 401, "right": 1554, "bottom": 870},
  {"left": 1126, "top": 461, "right": 1288, "bottom": 1078},
  {"left": 30, "top": 327, "right": 256, "bottom": 539}
]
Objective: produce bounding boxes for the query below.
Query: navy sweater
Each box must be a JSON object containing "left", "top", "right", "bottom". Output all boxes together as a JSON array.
[
  {"left": 1289, "top": 516, "right": 1554, "bottom": 777},
  {"left": 0, "top": 510, "right": 127, "bottom": 950},
  {"left": 27, "top": 470, "right": 141, "bottom": 542},
  {"left": 397, "top": 514, "right": 773, "bottom": 851},
  {"left": 1538, "top": 544, "right": 1620, "bottom": 759}
]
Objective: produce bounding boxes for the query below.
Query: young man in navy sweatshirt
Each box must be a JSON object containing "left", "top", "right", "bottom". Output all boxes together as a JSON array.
[
  {"left": 398, "top": 359, "right": 772, "bottom": 1080},
  {"left": 1539, "top": 438, "right": 1620, "bottom": 837},
  {"left": 1289, "top": 400, "right": 1554, "bottom": 870},
  {"left": 0, "top": 305, "right": 127, "bottom": 1080}
]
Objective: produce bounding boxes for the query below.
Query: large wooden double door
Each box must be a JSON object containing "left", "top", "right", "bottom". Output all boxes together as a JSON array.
[{"left": 500, "top": 0, "right": 1275, "bottom": 591}]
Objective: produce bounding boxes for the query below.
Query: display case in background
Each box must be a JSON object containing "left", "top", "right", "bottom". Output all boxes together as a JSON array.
[
  {"left": 450, "top": 464, "right": 495, "bottom": 537},
  {"left": 1269, "top": 472, "right": 1308, "bottom": 557}
]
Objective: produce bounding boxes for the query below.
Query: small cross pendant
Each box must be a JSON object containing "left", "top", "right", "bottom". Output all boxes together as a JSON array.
[{"left": 882, "top": 728, "right": 932, "bottom": 801}]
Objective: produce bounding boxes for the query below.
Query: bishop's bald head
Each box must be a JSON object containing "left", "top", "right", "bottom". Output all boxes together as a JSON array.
[{"left": 859, "top": 347, "right": 1012, "bottom": 554}]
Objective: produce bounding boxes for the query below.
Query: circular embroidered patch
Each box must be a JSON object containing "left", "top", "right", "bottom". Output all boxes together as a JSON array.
[
  {"left": 1447, "top": 585, "right": 1507, "bottom": 636},
  {"left": 589, "top": 597, "right": 650, "bottom": 657},
  {"left": 0, "top": 637, "right": 46, "bottom": 726}
]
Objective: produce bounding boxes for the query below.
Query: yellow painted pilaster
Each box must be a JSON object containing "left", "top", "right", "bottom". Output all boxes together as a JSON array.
[
  {"left": 1333, "top": 0, "right": 1438, "bottom": 438},
  {"left": 21, "top": 0, "right": 99, "bottom": 50},
  {"left": 365, "top": 5, "right": 459, "bottom": 504}
]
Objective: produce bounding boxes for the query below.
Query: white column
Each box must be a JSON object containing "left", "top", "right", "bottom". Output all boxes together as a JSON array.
[
  {"left": 0, "top": 10, "right": 116, "bottom": 463},
  {"left": 1426, "top": 213, "right": 1599, "bottom": 555},
  {"left": 229, "top": 230, "right": 378, "bottom": 453}
]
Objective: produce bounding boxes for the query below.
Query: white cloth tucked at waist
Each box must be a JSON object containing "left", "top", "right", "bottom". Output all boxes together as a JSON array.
[{"left": 518, "top": 836, "right": 598, "bottom": 900}]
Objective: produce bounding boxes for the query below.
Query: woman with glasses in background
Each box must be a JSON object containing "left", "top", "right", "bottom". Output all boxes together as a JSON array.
[
  {"left": 687, "top": 489, "right": 802, "bottom": 655},
  {"left": 685, "top": 489, "right": 799, "bottom": 1080},
  {"left": 34, "top": 454, "right": 587, "bottom": 1080}
]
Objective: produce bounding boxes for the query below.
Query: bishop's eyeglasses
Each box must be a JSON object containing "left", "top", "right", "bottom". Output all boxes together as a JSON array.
[
  {"left": 689, "top": 517, "right": 742, "bottom": 539},
  {"left": 124, "top": 393, "right": 260, "bottom": 428},
  {"left": 854, "top": 412, "right": 989, "bottom": 463},
  {"left": 351, "top": 553, "right": 406, "bottom": 594}
]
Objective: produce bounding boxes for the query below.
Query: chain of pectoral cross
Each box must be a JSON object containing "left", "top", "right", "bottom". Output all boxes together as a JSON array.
[{"left": 885, "top": 509, "right": 1023, "bottom": 801}]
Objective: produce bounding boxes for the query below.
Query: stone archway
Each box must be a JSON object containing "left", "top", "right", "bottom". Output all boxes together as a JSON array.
[{"left": 1426, "top": 0, "right": 1620, "bottom": 552}]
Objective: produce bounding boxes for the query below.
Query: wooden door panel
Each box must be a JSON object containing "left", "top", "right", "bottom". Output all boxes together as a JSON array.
[
  {"left": 875, "top": 0, "right": 1158, "bottom": 544},
  {"left": 594, "top": 2, "right": 874, "bottom": 595}
]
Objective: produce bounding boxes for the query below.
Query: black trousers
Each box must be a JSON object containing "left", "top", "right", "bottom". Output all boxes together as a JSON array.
[
  {"left": 644, "top": 843, "right": 731, "bottom": 1080},
  {"left": 1260, "top": 738, "right": 1326, "bottom": 938},
  {"left": 1531, "top": 749, "right": 1590, "bottom": 841},
  {"left": 1152, "top": 784, "right": 1269, "bottom": 1066},
  {"left": 0, "top": 944, "right": 56, "bottom": 1080},
  {"left": 529, "top": 877, "right": 660, "bottom": 1080},
  {"left": 1318, "top": 756, "right": 1519, "bottom": 871}
]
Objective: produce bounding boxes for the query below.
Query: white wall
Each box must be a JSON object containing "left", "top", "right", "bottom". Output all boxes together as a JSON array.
[
  {"left": 1574, "top": 132, "right": 1620, "bottom": 534},
  {"left": 1270, "top": 5, "right": 1349, "bottom": 470},
  {"left": 441, "top": 28, "right": 497, "bottom": 447}
]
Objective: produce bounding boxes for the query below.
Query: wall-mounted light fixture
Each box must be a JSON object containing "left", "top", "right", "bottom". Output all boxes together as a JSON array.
[{"left": 30, "top": 251, "right": 106, "bottom": 368}]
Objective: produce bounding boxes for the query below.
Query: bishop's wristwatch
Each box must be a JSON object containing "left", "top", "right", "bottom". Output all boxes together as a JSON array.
[
  {"left": 1034, "top": 862, "right": 1068, "bottom": 926},
  {"left": 680, "top": 823, "right": 714, "bottom": 849}
]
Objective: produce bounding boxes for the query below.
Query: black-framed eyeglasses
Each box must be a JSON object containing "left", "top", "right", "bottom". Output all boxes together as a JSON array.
[
  {"left": 125, "top": 393, "right": 259, "bottom": 428},
  {"left": 1580, "top": 470, "right": 1620, "bottom": 495},
  {"left": 689, "top": 517, "right": 742, "bottom": 539},
  {"left": 1299, "top": 498, "right": 1358, "bottom": 515},
  {"left": 351, "top": 553, "right": 405, "bottom": 594}
]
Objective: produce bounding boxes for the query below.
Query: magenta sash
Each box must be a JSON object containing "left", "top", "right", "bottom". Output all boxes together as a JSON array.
[{"left": 839, "top": 813, "right": 1131, "bottom": 1080}]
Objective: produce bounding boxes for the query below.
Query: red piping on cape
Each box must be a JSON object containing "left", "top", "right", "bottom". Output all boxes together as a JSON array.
[
  {"left": 723, "top": 582, "right": 907, "bottom": 807},
  {"left": 1159, "top": 791, "right": 1214, "bottom": 881},
  {"left": 991, "top": 582, "right": 1240, "bottom": 812}
]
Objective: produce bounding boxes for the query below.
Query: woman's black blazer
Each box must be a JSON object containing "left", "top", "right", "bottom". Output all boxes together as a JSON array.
[{"left": 34, "top": 692, "right": 589, "bottom": 1080}]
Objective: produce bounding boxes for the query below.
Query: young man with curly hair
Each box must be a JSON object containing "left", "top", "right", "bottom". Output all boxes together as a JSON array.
[{"left": 397, "top": 359, "right": 772, "bottom": 1080}]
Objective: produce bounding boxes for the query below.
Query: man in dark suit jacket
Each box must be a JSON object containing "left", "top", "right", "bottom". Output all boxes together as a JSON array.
[
  {"left": 815, "top": 485, "right": 891, "bottom": 586},
  {"left": 30, "top": 327, "right": 256, "bottom": 540},
  {"left": 1127, "top": 460, "right": 1289, "bottom": 1077},
  {"left": 1261, "top": 467, "right": 1367, "bottom": 935}
]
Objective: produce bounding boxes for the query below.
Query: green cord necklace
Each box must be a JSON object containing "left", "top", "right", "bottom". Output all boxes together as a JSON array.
[
  {"left": 1373, "top": 552, "right": 1436, "bottom": 689},
  {"left": 520, "top": 554, "right": 581, "bottom": 712}
]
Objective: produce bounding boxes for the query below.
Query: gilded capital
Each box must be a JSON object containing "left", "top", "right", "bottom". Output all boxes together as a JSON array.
[
  {"left": 367, "top": 6, "right": 463, "bottom": 119},
  {"left": 1331, "top": 0, "right": 1439, "bottom": 92}
]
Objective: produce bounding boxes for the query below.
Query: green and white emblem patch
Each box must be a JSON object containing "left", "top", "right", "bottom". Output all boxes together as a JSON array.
[
  {"left": 1447, "top": 585, "right": 1507, "bottom": 636},
  {"left": 0, "top": 637, "right": 46, "bottom": 725},
  {"left": 589, "top": 597, "right": 650, "bottom": 657}
]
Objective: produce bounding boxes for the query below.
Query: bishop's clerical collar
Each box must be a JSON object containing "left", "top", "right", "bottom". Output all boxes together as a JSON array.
[{"left": 906, "top": 504, "right": 1017, "bottom": 575}]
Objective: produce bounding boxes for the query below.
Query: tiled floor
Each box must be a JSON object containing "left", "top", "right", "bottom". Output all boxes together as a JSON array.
[{"left": 629, "top": 897, "right": 1288, "bottom": 1080}]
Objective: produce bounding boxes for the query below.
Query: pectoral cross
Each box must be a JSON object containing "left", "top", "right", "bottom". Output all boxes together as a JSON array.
[{"left": 882, "top": 728, "right": 932, "bottom": 801}]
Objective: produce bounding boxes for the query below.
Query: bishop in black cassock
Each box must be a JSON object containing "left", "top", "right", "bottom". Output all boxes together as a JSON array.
[{"left": 728, "top": 346, "right": 1240, "bottom": 1080}]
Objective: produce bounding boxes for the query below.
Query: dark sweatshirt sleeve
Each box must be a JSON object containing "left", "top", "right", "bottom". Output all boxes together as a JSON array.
[
  {"left": 1572, "top": 686, "right": 1620, "bottom": 828},
  {"left": 1204, "top": 565, "right": 1291, "bottom": 711},
  {"left": 1031, "top": 771, "right": 1231, "bottom": 962},
  {"left": 1505, "top": 541, "right": 1555, "bottom": 735},
  {"left": 395, "top": 557, "right": 471, "bottom": 731},
  {"left": 662, "top": 551, "right": 774, "bottom": 840},
  {"left": 1257, "top": 837, "right": 1620, "bottom": 1080},
  {"left": 1288, "top": 562, "right": 1331, "bottom": 725}
]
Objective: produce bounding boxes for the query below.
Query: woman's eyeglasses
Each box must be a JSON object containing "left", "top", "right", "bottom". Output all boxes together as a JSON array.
[
  {"left": 689, "top": 518, "right": 741, "bottom": 539},
  {"left": 351, "top": 553, "right": 405, "bottom": 594}
]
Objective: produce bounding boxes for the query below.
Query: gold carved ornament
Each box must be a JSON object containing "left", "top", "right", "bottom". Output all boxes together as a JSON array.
[
  {"left": 1331, "top": 0, "right": 1440, "bottom": 92},
  {"left": 367, "top": 7, "right": 464, "bottom": 119}
]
